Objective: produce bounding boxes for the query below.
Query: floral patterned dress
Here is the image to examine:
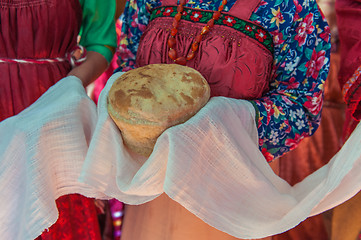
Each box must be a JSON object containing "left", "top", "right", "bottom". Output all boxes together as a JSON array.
[{"left": 115, "top": 0, "right": 331, "bottom": 161}]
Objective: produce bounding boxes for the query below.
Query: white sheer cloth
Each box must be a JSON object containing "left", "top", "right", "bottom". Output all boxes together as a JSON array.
[
  {"left": 81, "top": 73, "right": 361, "bottom": 239},
  {"left": 0, "top": 76, "right": 109, "bottom": 240},
  {"left": 0, "top": 73, "right": 360, "bottom": 239}
]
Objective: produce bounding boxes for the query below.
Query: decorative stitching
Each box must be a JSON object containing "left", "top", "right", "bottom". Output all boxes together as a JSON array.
[
  {"left": 342, "top": 65, "right": 361, "bottom": 102},
  {"left": 150, "top": 5, "right": 274, "bottom": 54}
]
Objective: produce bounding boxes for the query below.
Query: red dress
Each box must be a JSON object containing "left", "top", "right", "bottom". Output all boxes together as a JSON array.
[
  {"left": 0, "top": 0, "right": 101, "bottom": 239},
  {"left": 336, "top": 0, "right": 361, "bottom": 138}
]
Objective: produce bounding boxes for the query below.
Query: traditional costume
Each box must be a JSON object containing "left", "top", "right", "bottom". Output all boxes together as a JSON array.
[
  {"left": 0, "top": 0, "right": 117, "bottom": 239},
  {"left": 1, "top": 0, "right": 361, "bottom": 239},
  {"left": 274, "top": 0, "right": 345, "bottom": 238},
  {"left": 1, "top": 62, "right": 361, "bottom": 240},
  {"left": 110, "top": 0, "right": 332, "bottom": 238},
  {"left": 328, "top": 0, "right": 361, "bottom": 238}
]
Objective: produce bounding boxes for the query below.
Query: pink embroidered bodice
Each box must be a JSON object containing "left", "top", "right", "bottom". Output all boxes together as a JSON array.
[{"left": 135, "top": 0, "right": 274, "bottom": 99}]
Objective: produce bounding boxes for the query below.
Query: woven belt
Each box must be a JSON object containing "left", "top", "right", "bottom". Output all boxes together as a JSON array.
[
  {"left": 0, "top": 45, "right": 87, "bottom": 68},
  {"left": 0, "top": 57, "right": 67, "bottom": 64}
]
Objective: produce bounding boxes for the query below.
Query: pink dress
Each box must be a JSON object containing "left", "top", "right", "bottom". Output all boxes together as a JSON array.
[{"left": 0, "top": 1, "right": 101, "bottom": 239}]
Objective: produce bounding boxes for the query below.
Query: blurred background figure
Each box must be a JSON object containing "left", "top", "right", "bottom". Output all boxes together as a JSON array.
[{"left": 330, "top": 0, "right": 361, "bottom": 238}]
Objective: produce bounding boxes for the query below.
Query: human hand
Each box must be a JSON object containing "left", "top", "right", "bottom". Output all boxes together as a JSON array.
[{"left": 67, "top": 51, "right": 109, "bottom": 87}]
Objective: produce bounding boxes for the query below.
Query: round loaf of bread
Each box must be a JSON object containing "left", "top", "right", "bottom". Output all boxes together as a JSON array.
[{"left": 107, "top": 64, "right": 211, "bottom": 157}]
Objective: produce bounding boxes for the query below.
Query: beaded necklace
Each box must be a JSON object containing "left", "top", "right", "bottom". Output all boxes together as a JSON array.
[{"left": 168, "top": 0, "right": 228, "bottom": 65}]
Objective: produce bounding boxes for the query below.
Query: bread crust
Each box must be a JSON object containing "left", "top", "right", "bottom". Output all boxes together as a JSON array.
[{"left": 108, "top": 64, "right": 210, "bottom": 156}]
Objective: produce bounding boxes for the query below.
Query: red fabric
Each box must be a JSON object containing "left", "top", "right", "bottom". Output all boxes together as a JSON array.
[
  {"left": 0, "top": 1, "right": 101, "bottom": 239},
  {"left": 0, "top": 0, "right": 81, "bottom": 120},
  {"left": 135, "top": 0, "right": 273, "bottom": 100},
  {"left": 345, "top": 75, "right": 361, "bottom": 120},
  {"left": 273, "top": 215, "right": 329, "bottom": 240},
  {"left": 93, "top": 53, "right": 120, "bottom": 103},
  {"left": 342, "top": 108, "right": 360, "bottom": 141},
  {"left": 335, "top": 0, "right": 361, "bottom": 120},
  {"left": 37, "top": 194, "right": 102, "bottom": 240}
]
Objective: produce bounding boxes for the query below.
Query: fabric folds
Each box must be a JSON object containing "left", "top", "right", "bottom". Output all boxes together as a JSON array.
[
  {"left": 0, "top": 76, "right": 108, "bottom": 240},
  {"left": 0, "top": 73, "right": 361, "bottom": 239},
  {"left": 81, "top": 73, "right": 361, "bottom": 239}
]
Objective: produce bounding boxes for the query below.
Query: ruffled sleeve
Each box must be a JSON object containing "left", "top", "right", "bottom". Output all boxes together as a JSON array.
[
  {"left": 249, "top": 0, "right": 331, "bottom": 161},
  {"left": 78, "top": 0, "right": 117, "bottom": 63}
]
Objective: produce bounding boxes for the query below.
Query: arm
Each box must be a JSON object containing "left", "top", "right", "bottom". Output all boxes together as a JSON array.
[
  {"left": 249, "top": 0, "right": 331, "bottom": 161},
  {"left": 70, "top": 0, "right": 118, "bottom": 86},
  {"left": 67, "top": 51, "right": 109, "bottom": 87},
  {"left": 336, "top": 0, "right": 361, "bottom": 120}
]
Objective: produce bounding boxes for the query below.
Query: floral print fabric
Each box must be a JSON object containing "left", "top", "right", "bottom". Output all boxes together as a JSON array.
[{"left": 116, "top": 0, "right": 331, "bottom": 161}]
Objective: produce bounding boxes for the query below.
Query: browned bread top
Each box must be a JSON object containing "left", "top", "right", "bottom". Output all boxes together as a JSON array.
[
  {"left": 108, "top": 64, "right": 210, "bottom": 127},
  {"left": 107, "top": 64, "right": 210, "bottom": 156}
]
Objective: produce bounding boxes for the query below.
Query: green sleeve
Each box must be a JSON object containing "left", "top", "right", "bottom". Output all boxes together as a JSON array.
[{"left": 78, "top": 0, "right": 117, "bottom": 63}]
